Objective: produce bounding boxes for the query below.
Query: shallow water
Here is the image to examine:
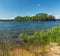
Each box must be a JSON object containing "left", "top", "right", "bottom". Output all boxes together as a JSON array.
[
  {"left": 0, "top": 21, "right": 60, "bottom": 37},
  {"left": 0, "top": 21, "right": 60, "bottom": 55}
]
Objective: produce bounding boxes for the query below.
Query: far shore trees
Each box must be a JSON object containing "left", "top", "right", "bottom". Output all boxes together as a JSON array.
[{"left": 14, "top": 13, "right": 56, "bottom": 21}]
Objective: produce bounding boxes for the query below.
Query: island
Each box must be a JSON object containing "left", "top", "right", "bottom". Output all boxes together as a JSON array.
[{"left": 14, "top": 13, "right": 56, "bottom": 21}]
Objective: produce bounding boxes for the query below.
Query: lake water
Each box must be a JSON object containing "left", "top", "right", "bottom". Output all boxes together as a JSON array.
[{"left": 0, "top": 21, "right": 60, "bottom": 38}]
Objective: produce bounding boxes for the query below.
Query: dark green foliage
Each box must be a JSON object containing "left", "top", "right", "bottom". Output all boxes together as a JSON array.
[
  {"left": 14, "top": 13, "right": 56, "bottom": 21},
  {"left": 47, "top": 15, "right": 55, "bottom": 21},
  {"left": 14, "top": 16, "right": 24, "bottom": 21}
]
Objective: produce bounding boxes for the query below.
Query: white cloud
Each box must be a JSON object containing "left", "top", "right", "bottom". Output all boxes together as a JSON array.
[
  {"left": 37, "top": 4, "right": 40, "bottom": 7},
  {"left": 55, "top": 15, "right": 60, "bottom": 19}
]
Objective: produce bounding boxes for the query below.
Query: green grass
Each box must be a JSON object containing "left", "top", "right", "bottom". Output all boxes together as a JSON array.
[
  {"left": 18, "top": 25, "right": 60, "bottom": 46},
  {"left": 0, "top": 25, "right": 60, "bottom": 56},
  {"left": 18, "top": 25, "right": 60, "bottom": 56}
]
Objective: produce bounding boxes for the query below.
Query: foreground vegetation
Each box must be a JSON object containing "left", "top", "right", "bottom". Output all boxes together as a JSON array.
[
  {"left": 18, "top": 25, "right": 60, "bottom": 46},
  {"left": 14, "top": 13, "right": 56, "bottom": 21},
  {"left": 0, "top": 25, "right": 60, "bottom": 56},
  {"left": 17, "top": 25, "right": 60, "bottom": 56}
]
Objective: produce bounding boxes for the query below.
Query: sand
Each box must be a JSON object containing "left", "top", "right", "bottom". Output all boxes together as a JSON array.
[{"left": 0, "top": 43, "right": 60, "bottom": 56}]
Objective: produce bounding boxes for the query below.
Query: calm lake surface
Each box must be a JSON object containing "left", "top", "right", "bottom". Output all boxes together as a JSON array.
[{"left": 0, "top": 21, "right": 60, "bottom": 38}]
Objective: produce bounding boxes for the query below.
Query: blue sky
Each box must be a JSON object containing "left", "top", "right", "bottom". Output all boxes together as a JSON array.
[{"left": 0, "top": 0, "right": 60, "bottom": 19}]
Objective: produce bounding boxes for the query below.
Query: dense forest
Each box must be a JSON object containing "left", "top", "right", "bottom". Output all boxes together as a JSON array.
[{"left": 14, "top": 13, "right": 56, "bottom": 21}]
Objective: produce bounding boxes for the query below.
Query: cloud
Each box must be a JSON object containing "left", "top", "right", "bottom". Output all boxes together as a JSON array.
[
  {"left": 37, "top": 4, "right": 40, "bottom": 7},
  {"left": 55, "top": 15, "right": 60, "bottom": 19}
]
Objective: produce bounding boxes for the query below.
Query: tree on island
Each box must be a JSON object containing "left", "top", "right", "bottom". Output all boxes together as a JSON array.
[{"left": 14, "top": 13, "right": 56, "bottom": 21}]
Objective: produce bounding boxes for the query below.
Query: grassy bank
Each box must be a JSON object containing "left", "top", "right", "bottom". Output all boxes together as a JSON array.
[
  {"left": 0, "top": 25, "right": 60, "bottom": 56},
  {"left": 17, "top": 25, "right": 60, "bottom": 56},
  {"left": 18, "top": 25, "right": 60, "bottom": 46}
]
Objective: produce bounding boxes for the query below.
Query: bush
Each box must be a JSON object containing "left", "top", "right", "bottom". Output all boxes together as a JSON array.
[{"left": 18, "top": 25, "right": 60, "bottom": 46}]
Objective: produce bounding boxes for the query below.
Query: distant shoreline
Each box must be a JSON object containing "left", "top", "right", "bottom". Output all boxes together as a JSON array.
[
  {"left": 0, "top": 19, "right": 59, "bottom": 21},
  {"left": 0, "top": 19, "right": 13, "bottom": 21}
]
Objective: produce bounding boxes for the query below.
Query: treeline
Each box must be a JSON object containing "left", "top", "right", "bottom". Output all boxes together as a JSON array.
[
  {"left": 14, "top": 13, "right": 56, "bottom": 21},
  {"left": 0, "top": 19, "right": 13, "bottom": 21}
]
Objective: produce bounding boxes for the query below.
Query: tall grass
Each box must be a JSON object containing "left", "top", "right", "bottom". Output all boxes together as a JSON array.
[
  {"left": 18, "top": 25, "right": 60, "bottom": 56},
  {"left": 0, "top": 25, "right": 60, "bottom": 56}
]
